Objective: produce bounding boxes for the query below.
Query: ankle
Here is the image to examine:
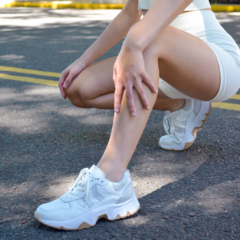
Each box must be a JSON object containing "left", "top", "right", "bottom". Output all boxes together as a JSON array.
[
  {"left": 97, "top": 161, "right": 124, "bottom": 183},
  {"left": 168, "top": 99, "right": 185, "bottom": 112}
]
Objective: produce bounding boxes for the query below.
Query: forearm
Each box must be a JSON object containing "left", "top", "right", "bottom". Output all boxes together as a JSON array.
[
  {"left": 81, "top": 8, "right": 141, "bottom": 65},
  {"left": 123, "top": 0, "right": 193, "bottom": 51}
]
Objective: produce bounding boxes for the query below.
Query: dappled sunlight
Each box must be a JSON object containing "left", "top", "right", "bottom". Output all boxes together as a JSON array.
[
  {"left": 60, "top": 50, "right": 79, "bottom": 53},
  {"left": 190, "top": 179, "right": 240, "bottom": 213},
  {"left": 78, "top": 113, "right": 113, "bottom": 125},
  {"left": 44, "top": 175, "right": 76, "bottom": 199},
  {"left": 229, "top": 12, "right": 240, "bottom": 16},
  {"left": 131, "top": 155, "right": 206, "bottom": 183},
  {"left": 163, "top": 179, "right": 240, "bottom": 215},
  {"left": 0, "top": 86, "right": 59, "bottom": 133},
  {"left": 0, "top": 8, "right": 120, "bottom": 27},
  {"left": 0, "top": 180, "right": 34, "bottom": 197},
  {"left": 217, "top": 17, "right": 236, "bottom": 23},
  {"left": 130, "top": 153, "right": 207, "bottom": 200},
  {"left": 122, "top": 215, "right": 149, "bottom": 227},
  {"left": 24, "top": 86, "right": 59, "bottom": 96},
  {"left": 0, "top": 82, "right": 114, "bottom": 134},
  {"left": 131, "top": 175, "right": 179, "bottom": 197},
  {"left": 0, "top": 109, "right": 50, "bottom": 133},
  {"left": 0, "top": 54, "right": 25, "bottom": 63}
]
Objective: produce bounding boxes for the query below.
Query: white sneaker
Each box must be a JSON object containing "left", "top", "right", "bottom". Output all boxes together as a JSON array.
[
  {"left": 35, "top": 165, "right": 140, "bottom": 230},
  {"left": 159, "top": 99, "right": 212, "bottom": 151}
]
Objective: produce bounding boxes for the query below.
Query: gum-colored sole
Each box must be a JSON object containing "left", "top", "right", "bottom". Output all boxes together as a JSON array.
[
  {"left": 34, "top": 205, "right": 140, "bottom": 231},
  {"left": 161, "top": 103, "right": 212, "bottom": 152}
]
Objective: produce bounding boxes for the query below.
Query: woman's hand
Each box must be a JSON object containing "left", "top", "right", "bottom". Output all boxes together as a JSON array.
[
  {"left": 59, "top": 57, "right": 88, "bottom": 99},
  {"left": 113, "top": 47, "right": 158, "bottom": 116}
]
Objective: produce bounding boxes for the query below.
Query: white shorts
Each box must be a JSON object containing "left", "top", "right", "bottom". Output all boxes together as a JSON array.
[{"left": 159, "top": 10, "right": 240, "bottom": 102}]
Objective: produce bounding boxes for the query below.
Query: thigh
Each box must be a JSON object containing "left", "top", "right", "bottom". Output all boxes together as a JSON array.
[
  {"left": 68, "top": 56, "right": 117, "bottom": 99},
  {"left": 149, "top": 26, "right": 221, "bottom": 101}
]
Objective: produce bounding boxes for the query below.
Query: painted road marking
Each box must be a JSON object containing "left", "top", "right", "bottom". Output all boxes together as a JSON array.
[
  {"left": 231, "top": 94, "right": 240, "bottom": 100},
  {"left": 0, "top": 65, "right": 61, "bottom": 78},
  {"left": 212, "top": 102, "right": 240, "bottom": 111},
  {"left": 1, "top": 67, "right": 240, "bottom": 112},
  {"left": 0, "top": 73, "right": 58, "bottom": 87}
]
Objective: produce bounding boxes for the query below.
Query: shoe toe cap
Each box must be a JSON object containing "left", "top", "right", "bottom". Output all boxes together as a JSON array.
[
  {"left": 36, "top": 198, "right": 71, "bottom": 222},
  {"left": 159, "top": 135, "right": 174, "bottom": 147}
]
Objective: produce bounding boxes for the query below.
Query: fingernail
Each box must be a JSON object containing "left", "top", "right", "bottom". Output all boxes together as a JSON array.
[
  {"left": 146, "top": 106, "right": 149, "bottom": 110},
  {"left": 63, "top": 84, "right": 67, "bottom": 88},
  {"left": 115, "top": 108, "right": 119, "bottom": 113},
  {"left": 132, "top": 112, "right": 136, "bottom": 116}
]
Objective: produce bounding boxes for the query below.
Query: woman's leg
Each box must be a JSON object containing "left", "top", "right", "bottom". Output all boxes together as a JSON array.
[
  {"left": 65, "top": 25, "right": 220, "bottom": 182},
  {"left": 64, "top": 57, "right": 185, "bottom": 112}
]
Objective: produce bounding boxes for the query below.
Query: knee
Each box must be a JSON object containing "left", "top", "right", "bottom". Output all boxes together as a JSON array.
[
  {"left": 64, "top": 74, "right": 90, "bottom": 108},
  {"left": 64, "top": 86, "right": 86, "bottom": 109}
]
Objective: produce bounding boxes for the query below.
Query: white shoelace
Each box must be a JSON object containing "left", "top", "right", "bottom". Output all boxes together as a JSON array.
[
  {"left": 69, "top": 168, "right": 90, "bottom": 202},
  {"left": 64, "top": 168, "right": 102, "bottom": 204}
]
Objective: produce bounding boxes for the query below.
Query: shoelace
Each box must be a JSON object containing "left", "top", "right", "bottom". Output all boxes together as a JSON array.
[
  {"left": 69, "top": 168, "right": 90, "bottom": 202},
  {"left": 67, "top": 168, "right": 102, "bottom": 203},
  {"left": 163, "top": 113, "right": 183, "bottom": 143}
]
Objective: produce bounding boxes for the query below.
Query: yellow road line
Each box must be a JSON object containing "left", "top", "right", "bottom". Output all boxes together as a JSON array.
[
  {"left": 1, "top": 2, "right": 240, "bottom": 11},
  {"left": 211, "top": 5, "right": 240, "bottom": 12},
  {"left": 231, "top": 94, "right": 240, "bottom": 100},
  {"left": 1, "top": 72, "right": 240, "bottom": 111},
  {"left": 0, "top": 1, "right": 125, "bottom": 9},
  {"left": 0, "top": 66, "right": 61, "bottom": 78},
  {"left": 212, "top": 102, "right": 240, "bottom": 111},
  {"left": 0, "top": 73, "right": 58, "bottom": 87}
]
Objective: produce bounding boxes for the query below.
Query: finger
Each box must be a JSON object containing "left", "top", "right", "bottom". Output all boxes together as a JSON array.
[
  {"left": 63, "top": 72, "right": 75, "bottom": 88},
  {"left": 135, "top": 81, "right": 150, "bottom": 110},
  {"left": 142, "top": 73, "right": 158, "bottom": 94},
  {"left": 114, "top": 82, "right": 124, "bottom": 113},
  {"left": 126, "top": 83, "right": 136, "bottom": 117},
  {"left": 59, "top": 70, "right": 69, "bottom": 98},
  {"left": 113, "top": 65, "right": 117, "bottom": 82}
]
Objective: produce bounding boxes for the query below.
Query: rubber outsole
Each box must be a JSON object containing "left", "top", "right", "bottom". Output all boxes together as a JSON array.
[
  {"left": 34, "top": 204, "right": 140, "bottom": 231},
  {"left": 160, "top": 103, "right": 212, "bottom": 151}
]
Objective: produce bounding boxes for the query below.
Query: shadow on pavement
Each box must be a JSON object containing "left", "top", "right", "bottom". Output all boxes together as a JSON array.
[{"left": 1, "top": 80, "right": 240, "bottom": 239}]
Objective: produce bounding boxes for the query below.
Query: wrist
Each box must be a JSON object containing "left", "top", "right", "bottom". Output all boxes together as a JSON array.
[
  {"left": 80, "top": 48, "right": 98, "bottom": 66},
  {"left": 123, "top": 23, "right": 146, "bottom": 52}
]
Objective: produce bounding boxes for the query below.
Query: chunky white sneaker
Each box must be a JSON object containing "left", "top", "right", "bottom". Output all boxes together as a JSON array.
[
  {"left": 35, "top": 165, "right": 140, "bottom": 230},
  {"left": 159, "top": 99, "right": 212, "bottom": 151}
]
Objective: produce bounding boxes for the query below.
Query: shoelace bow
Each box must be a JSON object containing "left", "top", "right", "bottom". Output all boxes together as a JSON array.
[
  {"left": 68, "top": 168, "right": 101, "bottom": 203},
  {"left": 163, "top": 113, "right": 183, "bottom": 143}
]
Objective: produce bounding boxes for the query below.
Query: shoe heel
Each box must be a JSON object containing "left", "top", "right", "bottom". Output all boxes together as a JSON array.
[{"left": 108, "top": 193, "right": 140, "bottom": 220}]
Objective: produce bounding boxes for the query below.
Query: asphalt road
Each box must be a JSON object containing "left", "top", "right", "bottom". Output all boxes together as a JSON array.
[{"left": 0, "top": 8, "right": 240, "bottom": 240}]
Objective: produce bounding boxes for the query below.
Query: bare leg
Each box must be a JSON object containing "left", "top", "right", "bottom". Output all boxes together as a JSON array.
[
  {"left": 65, "top": 26, "right": 220, "bottom": 182},
  {"left": 97, "top": 48, "right": 161, "bottom": 181},
  {"left": 64, "top": 57, "right": 185, "bottom": 112}
]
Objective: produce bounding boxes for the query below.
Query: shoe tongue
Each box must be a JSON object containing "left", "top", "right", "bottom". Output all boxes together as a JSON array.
[{"left": 89, "top": 165, "right": 106, "bottom": 178}]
